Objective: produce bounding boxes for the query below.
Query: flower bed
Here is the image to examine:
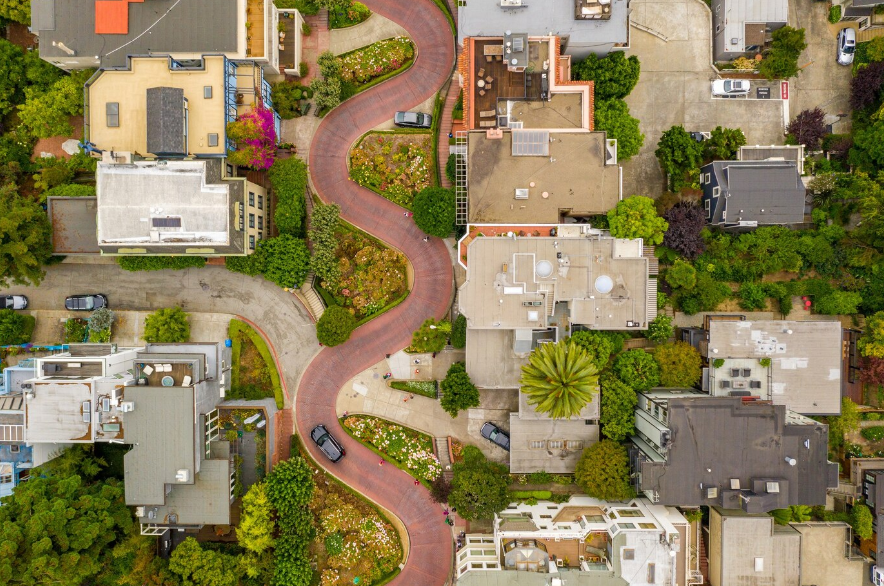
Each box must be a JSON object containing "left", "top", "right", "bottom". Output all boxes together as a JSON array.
[
  {"left": 342, "top": 415, "right": 442, "bottom": 481},
  {"left": 329, "top": 1, "right": 371, "bottom": 29},
  {"left": 339, "top": 37, "right": 414, "bottom": 85},
  {"left": 349, "top": 132, "right": 433, "bottom": 207},
  {"left": 389, "top": 380, "right": 437, "bottom": 398}
]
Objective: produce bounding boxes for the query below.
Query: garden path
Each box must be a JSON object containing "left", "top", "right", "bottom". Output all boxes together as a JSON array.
[
  {"left": 302, "top": 0, "right": 456, "bottom": 580},
  {"left": 329, "top": 13, "right": 408, "bottom": 55},
  {"left": 298, "top": 10, "right": 330, "bottom": 86}
]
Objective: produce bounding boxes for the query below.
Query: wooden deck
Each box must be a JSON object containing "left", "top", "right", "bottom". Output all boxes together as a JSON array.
[{"left": 470, "top": 39, "right": 545, "bottom": 128}]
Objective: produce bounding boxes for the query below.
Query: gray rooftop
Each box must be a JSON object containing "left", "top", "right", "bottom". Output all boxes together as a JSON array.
[
  {"left": 704, "top": 320, "right": 842, "bottom": 416},
  {"left": 709, "top": 508, "right": 800, "bottom": 586},
  {"left": 738, "top": 145, "right": 805, "bottom": 174},
  {"left": 720, "top": 0, "right": 788, "bottom": 54},
  {"left": 48, "top": 196, "right": 100, "bottom": 255},
  {"left": 466, "top": 329, "right": 528, "bottom": 388},
  {"left": 707, "top": 161, "right": 805, "bottom": 225},
  {"left": 31, "top": 0, "right": 238, "bottom": 68},
  {"left": 456, "top": 569, "right": 627, "bottom": 586},
  {"left": 146, "top": 88, "right": 186, "bottom": 156},
  {"left": 634, "top": 397, "right": 837, "bottom": 512},
  {"left": 458, "top": 0, "right": 629, "bottom": 58}
]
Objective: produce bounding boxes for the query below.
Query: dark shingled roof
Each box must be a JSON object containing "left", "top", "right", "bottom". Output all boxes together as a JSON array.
[
  {"left": 633, "top": 397, "right": 837, "bottom": 513},
  {"left": 706, "top": 161, "right": 805, "bottom": 226},
  {"left": 146, "top": 87, "right": 185, "bottom": 156}
]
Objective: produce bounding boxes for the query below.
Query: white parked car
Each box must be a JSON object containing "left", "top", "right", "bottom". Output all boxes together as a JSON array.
[
  {"left": 0, "top": 295, "right": 28, "bottom": 310},
  {"left": 712, "top": 79, "right": 750, "bottom": 96},
  {"left": 837, "top": 27, "right": 856, "bottom": 66}
]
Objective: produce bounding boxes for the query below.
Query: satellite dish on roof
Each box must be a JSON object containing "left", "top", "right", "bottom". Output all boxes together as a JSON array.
[
  {"left": 595, "top": 275, "right": 614, "bottom": 294},
  {"left": 536, "top": 260, "right": 553, "bottom": 279}
]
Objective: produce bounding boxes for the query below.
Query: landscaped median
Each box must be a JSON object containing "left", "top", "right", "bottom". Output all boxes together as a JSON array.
[
  {"left": 340, "top": 415, "right": 442, "bottom": 484},
  {"left": 349, "top": 131, "right": 434, "bottom": 208},
  {"left": 339, "top": 36, "right": 416, "bottom": 97},
  {"left": 228, "top": 319, "right": 285, "bottom": 409}
]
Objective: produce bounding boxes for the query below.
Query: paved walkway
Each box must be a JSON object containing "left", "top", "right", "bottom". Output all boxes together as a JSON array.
[
  {"left": 301, "top": 0, "right": 456, "bottom": 580},
  {"left": 437, "top": 72, "right": 460, "bottom": 189},
  {"left": 299, "top": 10, "right": 330, "bottom": 85},
  {"left": 329, "top": 13, "right": 408, "bottom": 55}
]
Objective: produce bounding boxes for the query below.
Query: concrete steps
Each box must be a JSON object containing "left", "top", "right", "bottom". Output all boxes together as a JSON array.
[
  {"left": 299, "top": 272, "right": 325, "bottom": 320},
  {"left": 434, "top": 436, "right": 453, "bottom": 479}
]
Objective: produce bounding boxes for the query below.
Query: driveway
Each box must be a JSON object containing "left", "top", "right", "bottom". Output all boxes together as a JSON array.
[{"left": 625, "top": 0, "right": 786, "bottom": 196}]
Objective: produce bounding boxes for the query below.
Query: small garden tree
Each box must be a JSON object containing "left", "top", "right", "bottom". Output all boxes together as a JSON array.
[
  {"left": 666, "top": 259, "right": 697, "bottom": 290},
  {"left": 852, "top": 504, "right": 874, "bottom": 540},
  {"left": 0, "top": 309, "right": 32, "bottom": 345},
  {"left": 850, "top": 61, "right": 884, "bottom": 111},
  {"left": 594, "top": 99, "right": 644, "bottom": 161},
  {"left": 0, "top": 185, "right": 53, "bottom": 287},
  {"left": 410, "top": 318, "right": 450, "bottom": 353},
  {"left": 612, "top": 349, "right": 660, "bottom": 391},
  {"left": 705, "top": 126, "right": 746, "bottom": 160},
  {"left": 238, "top": 483, "right": 275, "bottom": 555},
  {"left": 413, "top": 186, "right": 455, "bottom": 237},
  {"left": 308, "top": 202, "right": 341, "bottom": 289},
  {"left": 662, "top": 202, "right": 706, "bottom": 260},
  {"left": 574, "top": 440, "right": 634, "bottom": 501},
  {"left": 257, "top": 235, "right": 311, "bottom": 289},
  {"left": 227, "top": 106, "right": 277, "bottom": 170},
  {"left": 569, "top": 330, "right": 616, "bottom": 371},
  {"left": 142, "top": 307, "right": 190, "bottom": 343},
  {"left": 786, "top": 108, "right": 827, "bottom": 150},
  {"left": 451, "top": 314, "right": 467, "bottom": 349},
  {"left": 448, "top": 446, "right": 510, "bottom": 521},
  {"left": 647, "top": 314, "right": 674, "bottom": 343},
  {"left": 440, "top": 362, "right": 480, "bottom": 417},
  {"left": 310, "top": 77, "right": 342, "bottom": 111},
  {"left": 654, "top": 341, "right": 702, "bottom": 387},
  {"left": 169, "top": 537, "right": 241, "bottom": 586},
  {"left": 316, "top": 306, "right": 357, "bottom": 346},
  {"left": 607, "top": 196, "right": 669, "bottom": 245},
  {"left": 520, "top": 339, "right": 600, "bottom": 419},
  {"left": 317, "top": 50, "right": 342, "bottom": 79},
  {"left": 17, "top": 70, "right": 93, "bottom": 138},
  {"left": 599, "top": 374, "right": 637, "bottom": 441},
  {"left": 815, "top": 290, "right": 863, "bottom": 315},
  {"left": 828, "top": 397, "right": 861, "bottom": 449},
  {"left": 758, "top": 26, "right": 807, "bottom": 80},
  {"left": 860, "top": 357, "right": 884, "bottom": 386},
  {"left": 656, "top": 126, "right": 704, "bottom": 192},
  {"left": 859, "top": 311, "right": 884, "bottom": 358},
  {"left": 572, "top": 51, "right": 641, "bottom": 100}
]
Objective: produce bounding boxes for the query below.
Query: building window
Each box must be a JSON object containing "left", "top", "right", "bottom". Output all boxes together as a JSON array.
[
  {"left": 258, "top": 194, "right": 264, "bottom": 210},
  {"left": 106, "top": 102, "right": 120, "bottom": 127},
  {"left": 226, "top": 163, "right": 234, "bottom": 176},
  {"left": 249, "top": 235, "right": 255, "bottom": 250},
  {"left": 249, "top": 191, "right": 255, "bottom": 207},
  {"left": 258, "top": 216, "right": 264, "bottom": 230},
  {"left": 548, "top": 440, "right": 564, "bottom": 449},
  {"left": 565, "top": 440, "right": 584, "bottom": 450},
  {"left": 699, "top": 173, "right": 705, "bottom": 185},
  {"left": 204, "top": 86, "right": 213, "bottom": 99},
  {"left": 705, "top": 173, "right": 711, "bottom": 183},
  {"left": 529, "top": 440, "right": 545, "bottom": 449},
  {"left": 208, "top": 133, "right": 219, "bottom": 147},
  {"left": 249, "top": 213, "right": 255, "bottom": 228},
  {"left": 647, "top": 563, "right": 656, "bottom": 583},
  {"left": 712, "top": 186, "right": 721, "bottom": 197},
  {"left": 704, "top": 198, "right": 711, "bottom": 218},
  {"left": 622, "top": 548, "right": 635, "bottom": 560}
]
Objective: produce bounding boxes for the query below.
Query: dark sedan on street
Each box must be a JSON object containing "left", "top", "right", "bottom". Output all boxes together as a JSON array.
[
  {"left": 480, "top": 422, "right": 510, "bottom": 451},
  {"left": 311, "top": 424, "right": 345, "bottom": 462},
  {"left": 65, "top": 294, "right": 108, "bottom": 311}
]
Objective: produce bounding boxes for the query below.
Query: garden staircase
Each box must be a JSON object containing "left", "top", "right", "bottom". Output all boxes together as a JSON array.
[
  {"left": 642, "top": 246, "right": 659, "bottom": 275},
  {"left": 299, "top": 272, "right": 325, "bottom": 321},
  {"left": 697, "top": 528, "right": 709, "bottom": 583},
  {"left": 434, "top": 436, "right": 454, "bottom": 480}
]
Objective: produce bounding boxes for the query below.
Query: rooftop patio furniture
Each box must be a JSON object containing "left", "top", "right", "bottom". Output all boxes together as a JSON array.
[
  {"left": 142, "top": 364, "right": 154, "bottom": 376},
  {"left": 730, "top": 368, "right": 741, "bottom": 377},
  {"left": 478, "top": 67, "right": 485, "bottom": 78},
  {"left": 479, "top": 89, "right": 486, "bottom": 96},
  {"left": 479, "top": 120, "right": 496, "bottom": 128},
  {"left": 750, "top": 380, "right": 762, "bottom": 389},
  {"left": 161, "top": 375, "right": 174, "bottom": 387},
  {"left": 479, "top": 109, "right": 496, "bottom": 118},
  {"left": 486, "top": 55, "right": 493, "bottom": 62},
  {"left": 720, "top": 380, "right": 731, "bottom": 389},
  {"left": 182, "top": 375, "right": 192, "bottom": 386},
  {"left": 486, "top": 76, "right": 493, "bottom": 83}
]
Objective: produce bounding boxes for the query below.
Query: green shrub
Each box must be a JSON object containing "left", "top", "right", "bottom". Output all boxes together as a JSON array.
[
  {"left": 548, "top": 493, "right": 571, "bottom": 504},
  {"left": 828, "top": 5, "right": 841, "bottom": 24},
  {"left": 225, "top": 254, "right": 263, "bottom": 276},
  {"left": 142, "top": 307, "right": 190, "bottom": 343},
  {"left": 117, "top": 256, "right": 206, "bottom": 271},
  {"left": 510, "top": 490, "right": 552, "bottom": 499},
  {"left": 0, "top": 310, "right": 33, "bottom": 345},
  {"left": 528, "top": 471, "right": 552, "bottom": 484},
  {"left": 862, "top": 426, "right": 884, "bottom": 441},
  {"left": 759, "top": 357, "right": 771, "bottom": 367},
  {"left": 451, "top": 314, "right": 467, "bottom": 349},
  {"left": 712, "top": 358, "right": 725, "bottom": 368},
  {"left": 868, "top": 413, "right": 882, "bottom": 421},
  {"left": 257, "top": 235, "right": 311, "bottom": 289},
  {"left": 647, "top": 314, "right": 674, "bottom": 343},
  {"left": 316, "top": 306, "right": 357, "bottom": 346},
  {"left": 42, "top": 184, "right": 96, "bottom": 198},
  {"left": 268, "top": 157, "right": 308, "bottom": 236},
  {"left": 64, "top": 318, "right": 88, "bottom": 343},
  {"left": 737, "top": 282, "right": 768, "bottom": 310},
  {"left": 413, "top": 186, "right": 455, "bottom": 237}
]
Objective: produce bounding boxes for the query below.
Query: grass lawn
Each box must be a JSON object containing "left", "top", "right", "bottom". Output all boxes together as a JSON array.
[{"left": 228, "top": 319, "right": 284, "bottom": 408}]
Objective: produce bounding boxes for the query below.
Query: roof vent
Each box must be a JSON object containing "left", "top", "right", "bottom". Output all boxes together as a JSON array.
[
  {"left": 766, "top": 481, "right": 780, "bottom": 493},
  {"left": 706, "top": 486, "right": 718, "bottom": 499},
  {"left": 731, "top": 37, "right": 739, "bottom": 45},
  {"left": 536, "top": 260, "right": 553, "bottom": 278},
  {"left": 730, "top": 478, "right": 741, "bottom": 490},
  {"left": 515, "top": 188, "right": 529, "bottom": 200},
  {"left": 120, "top": 401, "right": 135, "bottom": 412},
  {"left": 175, "top": 469, "right": 190, "bottom": 483}
]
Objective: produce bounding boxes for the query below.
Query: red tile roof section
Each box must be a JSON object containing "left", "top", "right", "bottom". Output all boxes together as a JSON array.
[
  {"left": 457, "top": 38, "right": 474, "bottom": 130},
  {"left": 95, "top": 0, "right": 130, "bottom": 34}
]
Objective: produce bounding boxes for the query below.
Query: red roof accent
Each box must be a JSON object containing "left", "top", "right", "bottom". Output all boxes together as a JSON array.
[{"left": 95, "top": 0, "right": 129, "bottom": 34}]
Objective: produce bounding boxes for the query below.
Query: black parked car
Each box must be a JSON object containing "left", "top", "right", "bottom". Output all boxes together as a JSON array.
[
  {"left": 393, "top": 111, "right": 432, "bottom": 129},
  {"left": 65, "top": 294, "right": 108, "bottom": 311},
  {"left": 480, "top": 422, "right": 510, "bottom": 451},
  {"left": 0, "top": 295, "right": 28, "bottom": 310},
  {"left": 311, "top": 424, "right": 345, "bottom": 462}
]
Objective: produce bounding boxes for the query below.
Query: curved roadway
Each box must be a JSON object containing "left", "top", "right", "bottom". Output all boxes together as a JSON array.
[{"left": 301, "top": 0, "right": 456, "bottom": 583}]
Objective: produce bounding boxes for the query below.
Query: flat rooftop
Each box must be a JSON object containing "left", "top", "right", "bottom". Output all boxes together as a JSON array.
[
  {"left": 48, "top": 196, "right": 99, "bottom": 254},
  {"left": 465, "top": 329, "right": 527, "bottom": 389},
  {"left": 31, "top": 0, "right": 238, "bottom": 68},
  {"left": 467, "top": 131, "right": 620, "bottom": 224},
  {"left": 705, "top": 321, "right": 842, "bottom": 416},
  {"left": 458, "top": 233, "right": 650, "bottom": 330},
  {"left": 97, "top": 160, "right": 230, "bottom": 246},
  {"left": 25, "top": 381, "right": 93, "bottom": 442}
]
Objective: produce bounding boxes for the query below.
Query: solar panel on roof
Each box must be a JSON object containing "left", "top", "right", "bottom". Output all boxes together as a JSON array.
[
  {"left": 152, "top": 217, "right": 182, "bottom": 228},
  {"left": 511, "top": 130, "right": 549, "bottom": 156}
]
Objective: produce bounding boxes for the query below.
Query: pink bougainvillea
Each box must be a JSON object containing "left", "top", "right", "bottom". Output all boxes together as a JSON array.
[{"left": 226, "top": 106, "right": 277, "bottom": 170}]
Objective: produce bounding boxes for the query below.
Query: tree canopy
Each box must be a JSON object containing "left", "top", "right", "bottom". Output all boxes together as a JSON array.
[
  {"left": 852, "top": 504, "right": 874, "bottom": 540},
  {"left": 520, "top": 339, "right": 600, "bottom": 419},
  {"left": 786, "top": 108, "right": 827, "bottom": 150},
  {"left": 607, "top": 196, "right": 669, "bottom": 245},
  {"left": 308, "top": 202, "right": 341, "bottom": 290},
  {"left": 705, "top": 126, "right": 746, "bottom": 160},
  {"left": 860, "top": 312, "right": 884, "bottom": 358},
  {"left": 316, "top": 306, "right": 357, "bottom": 346},
  {"left": 599, "top": 374, "right": 637, "bottom": 441},
  {"left": 612, "top": 349, "right": 660, "bottom": 391},
  {"left": 169, "top": 537, "right": 241, "bottom": 586},
  {"left": 572, "top": 52, "right": 641, "bottom": 101},
  {"left": 142, "top": 306, "right": 191, "bottom": 343},
  {"left": 18, "top": 70, "right": 93, "bottom": 139},
  {"left": 654, "top": 341, "right": 702, "bottom": 387},
  {"left": 0, "top": 308, "right": 33, "bottom": 345},
  {"left": 448, "top": 446, "right": 510, "bottom": 521},
  {"left": 593, "top": 99, "right": 644, "bottom": 162},
  {"left": 655, "top": 126, "right": 704, "bottom": 192},
  {"left": 413, "top": 186, "right": 456, "bottom": 237},
  {"left": 239, "top": 483, "right": 276, "bottom": 555},
  {"left": 666, "top": 259, "right": 697, "bottom": 290},
  {"left": 0, "top": 0, "right": 30, "bottom": 24},
  {"left": 440, "top": 362, "right": 480, "bottom": 417},
  {"left": 662, "top": 202, "right": 706, "bottom": 261},
  {"left": 758, "top": 26, "right": 807, "bottom": 80},
  {"left": 256, "top": 235, "right": 311, "bottom": 289},
  {"left": 574, "top": 440, "right": 634, "bottom": 501},
  {"left": 0, "top": 185, "right": 53, "bottom": 286},
  {"left": 569, "top": 330, "right": 616, "bottom": 371}
]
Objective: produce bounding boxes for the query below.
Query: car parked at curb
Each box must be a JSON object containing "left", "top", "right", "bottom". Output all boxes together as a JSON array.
[
  {"left": 393, "top": 111, "right": 432, "bottom": 129},
  {"left": 311, "top": 424, "right": 345, "bottom": 462},
  {"left": 712, "top": 79, "right": 750, "bottom": 97},
  {"left": 837, "top": 27, "right": 856, "bottom": 66},
  {"left": 480, "top": 422, "right": 510, "bottom": 451},
  {"left": 0, "top": 295, "right": 28, "bottom": 310},
  {"left": 65, "top": 294, "right": 108, "bottom": 311}
]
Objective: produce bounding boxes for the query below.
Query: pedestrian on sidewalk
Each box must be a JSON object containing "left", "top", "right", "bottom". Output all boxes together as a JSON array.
[
  {"left": 414, "top": 479, "right": 420, "bottom": 486},
  {"left": 403, "top": 397, "right": 409, "bottom": 403},
  {"left": 379, "top": 459, "right": 384, "bottom": 466},
  {"left": 409, "top": 393, "right": 414, "bottom": 399},
  {"left": 423, "top": 236, "right": 429, "bottom": 242}
]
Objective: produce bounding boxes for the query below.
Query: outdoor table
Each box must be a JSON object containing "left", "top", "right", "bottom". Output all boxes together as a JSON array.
[
  {"left": 161, "top": 375, "right": 174, "bottom": 387},
  {"left": 477, "top": 79, "right": 485, "bottom": 88}
]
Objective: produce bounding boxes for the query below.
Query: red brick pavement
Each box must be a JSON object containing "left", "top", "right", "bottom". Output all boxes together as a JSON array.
[
  {"left": 299, "top": 10, "right": 330, "bottom": 85},
  {"left": 437, "top": 73, "right": 460, "bottom": 190},
  {"left": 302, "top": 0, "right": 456, "bottom": 582}
]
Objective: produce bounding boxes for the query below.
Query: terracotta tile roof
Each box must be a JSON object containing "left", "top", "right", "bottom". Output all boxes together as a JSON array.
[{"left": 457, "top": 38, "right": 474, "bottom": 130}]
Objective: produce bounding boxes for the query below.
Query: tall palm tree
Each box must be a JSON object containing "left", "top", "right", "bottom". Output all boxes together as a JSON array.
[{"left": 520, "top": 339, "right": 600, "bottom": 419}]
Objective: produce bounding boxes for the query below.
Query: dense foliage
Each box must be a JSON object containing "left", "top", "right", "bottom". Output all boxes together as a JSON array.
[
  {"left": 786, "top": 108, "right": 827, "bottom": 150},
  {"left": 18, "top": 70, "right": 93, "bottom": 139},
  {"left": 594, "top": 99, "right": 644, "bottom": 162},
  {"left": 647, "top": 314, "right": 674, "bottom": 343},
  {"left": 343, "top": 415, "right": 441, "bottom": 480},
  {"left": 117, "top": 256, "right": 206, "bottom": 271},
  {"left": 268, "top": 157, "right": 308, "bottom": 236},
  {"left": 350, "top": 133, "right": 433, "bottom": 207},
  {"left": 309, "top": 202, "right": 341, "bottom": 289},
  {"left": 0, "top": 309, "right": 33, "bottom": 345},
  {"left": 316, "top": 305, "right": 357, "bottom": 346},
  {"left": 655, "top": 126, "right": 704, "bottom": 191},
  {"left": 413, "top": 186, "right": 455, "bottom": 237},
  {"left": 654, "top": 341, "right": 702, "bottom": 387},
  {"left": 574, "top": 440, "right": 634, "bottom": 501},
  {"left": 758, "top": 26, "right": 807, "bottom": 80},
  {"left": 572, "top": 52, "right": 641, "bottom": 101},
  {"left": 570, "top": 330, "right": 616, "bottom": 371},
  {"left": 258, "top": 235, "right": 311, "bottom": 289},
  {"left": 607, "top": 196, "right": 669, "bottom": 245},
  {"left": 448, "top": 446, "right": 510, "bottom": 521},
  {"left": 662, "top": 202, "right": 706, "bottom": 260},
  {"left": 520, "top": 339, "right": 600, "bottom": 419},
  {"left": 142, "top": 306, "right": 191, "bottom": 343},
  {"left": 440, "top": 362, "right": 480, "bottom": 417},
  {"left": 451, "top": 314, "right": 467, "bottom": 349},
  {"left": 612, "top": 350, "right": 660, "bottom": 391},
  {"left": 705, "top": 126, "right": 746, "bottom": 160},
  {"left": 599, "top": 374, "right": 637, "bottom": 441},
  {"left": 0, "top": 185, "right": 53, "bottom": 286},
  {"left": 227, "top": 106, "right": 277, "bottom": 170}
]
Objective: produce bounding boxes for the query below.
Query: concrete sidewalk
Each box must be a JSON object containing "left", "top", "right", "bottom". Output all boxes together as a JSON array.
[{"left": 329, "top": 13, "right": 408, "bottom": 55}]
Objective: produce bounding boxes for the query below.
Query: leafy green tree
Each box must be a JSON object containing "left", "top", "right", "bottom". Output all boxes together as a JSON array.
[
  {"left": 317, "top": 51, "right": 342, "bottom": 79},
  {"left": 789, "top": 504, "right": 812, "bottom": 523},
  {"left": 23, "top": 50, "right": 62, "bottom": 94},
  {"left": 451, "top": 314, "right": 467, "bottom": 349},
  {"left": 656, "top": 126, "right": 704, "bottom": 191},
  {"left": 18, "top": 70, "right": 94, "bottom": 138},
  {"left": 308, "top": 202, "right": 341, "bottom": 289},
  {"left": 594, "top": 99, "right": 644, "bottom": 161},
  {"left": 852, "top": 504, "right": 874, "bottom": 540},
  {"left": 448, "top": 446, "right": 510, "bottom": 521},
  {"left": 849, "top": 120, "right": 884, "bottom": 172},
  {"left": 612, "top": 349, "right": 660, "bottom": 391},
  {"left": 569, "top": 330, "right": 616, "bottom": 371},
  {"left": 705, "top": 126, "right": 746, "bottom": 160},
  {"left": 0, "top": 39, "right": 26, "bottom": 116},
  {"left": 678, "top": 272, "right": 731, "bottom": 315},
  {"left": 0, "top": 0, "right": 30, "bottom": 24},
  {"left": 607, "top": 196, "right": 669, "bottom": 245},
  {"left": 316, "top": 305, "right": 357, "bottom": 346},
  {"left": 599, "top": 374, "right": 637, "bottom": 441},
  {"left": 737, "top": 282, "right": 768, "bottom": 310},
  {"left": 759, "top": 26, "right": 807, "bottom": 80},
  {"left": 225, "top": 254, "right": 263, "bottom": 276},
  {"left": 413, "top": 186, "right": 455, "bottom": 237},
  {"left": 268, "top": 157, "right": 307, "bottom": 236},
  {"left": 410, "top": 318, "right": 450, "bottom": 353},
  {"left": 0, "top": 185, "right": 53, "bottom": 286},
  {"left": 666, "top": 259, "right": 697, "bottom": 290},
  {"left": 142, "top": 306, "right": 191, "bottom": 343},
  {"left": 815, "top": 291, "right": 863, "bottom": 315},
  {"left": 264, "top": 457, "right": 315, "bottom": 536},
  {"left": 239, "top": 483, "right": 275, "bottom": 555},
  {"left": 169, "top": 538, "right": 240, "bottom": 586},
  {"left": 310, "top": 77, "right": 342, "bottom": 111},
  {"left": 853, "top": 174, "right": 884, "bottom": 249},
  {"left": 572, "top": 51, "right": 641, "bottom": 100},
  {"left": 654, "top": 341, "right": 702, "bottom": 387},
  {"left": 574, "top": 440, "right": 635, "bottom": 501},
  {"left": 271, "top": 535, "right": 313, "bottom": 586},
  {"left": 257, "top": 235, "right": 311, "bottom": 289},
  {"left": 89, "top": 307, "right": 115, "bottom": 332},
  {"left": 440, "top": 362, "right": 480, "bottom": 417},
  {"left": 0, "top": 309, "right": 32, "bottom": 345},
  {"left": 828, "top": 398, "right": 861, "bottom": 448},
  {"left": 860, "top": 311, "right": 884, "bottom": 358},
  {"left": 520, "top": 339, "right": 600, "bottom": 419},
  {"left": 647, "top": 314, "right": 674, "bottom": 343}
]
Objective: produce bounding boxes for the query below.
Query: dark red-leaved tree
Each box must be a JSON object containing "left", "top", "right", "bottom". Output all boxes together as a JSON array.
[
  {"left": 861, "top": 356, "right": 884, "bottom": 386},
  {"left": 662, "top": 201, "right": 706, "bottom": 260},
  {"left": 851, "top": 62, "right": 884, "bottom": 111},
  {"left": 786, "top": 108, "right": 827, "bottom": 150}
]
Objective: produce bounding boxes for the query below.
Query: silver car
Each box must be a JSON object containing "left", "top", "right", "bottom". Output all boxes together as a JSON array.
[
  {"left": 712, "top": 79, "right": 750, "bottom": 96},
  {"left": 837, "top": 27, "right": 856, "bottom": 66}
]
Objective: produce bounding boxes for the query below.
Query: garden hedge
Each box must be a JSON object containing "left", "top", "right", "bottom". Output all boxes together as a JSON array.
[
  {"left": 228, "top": 319, "right": 285, "bottom": 409},
  {"left": 117, "top": 256, "right": 206, "bottom": 271},
  {"left": 268, "top": 157, "right": 308, "bottom": 236}
]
